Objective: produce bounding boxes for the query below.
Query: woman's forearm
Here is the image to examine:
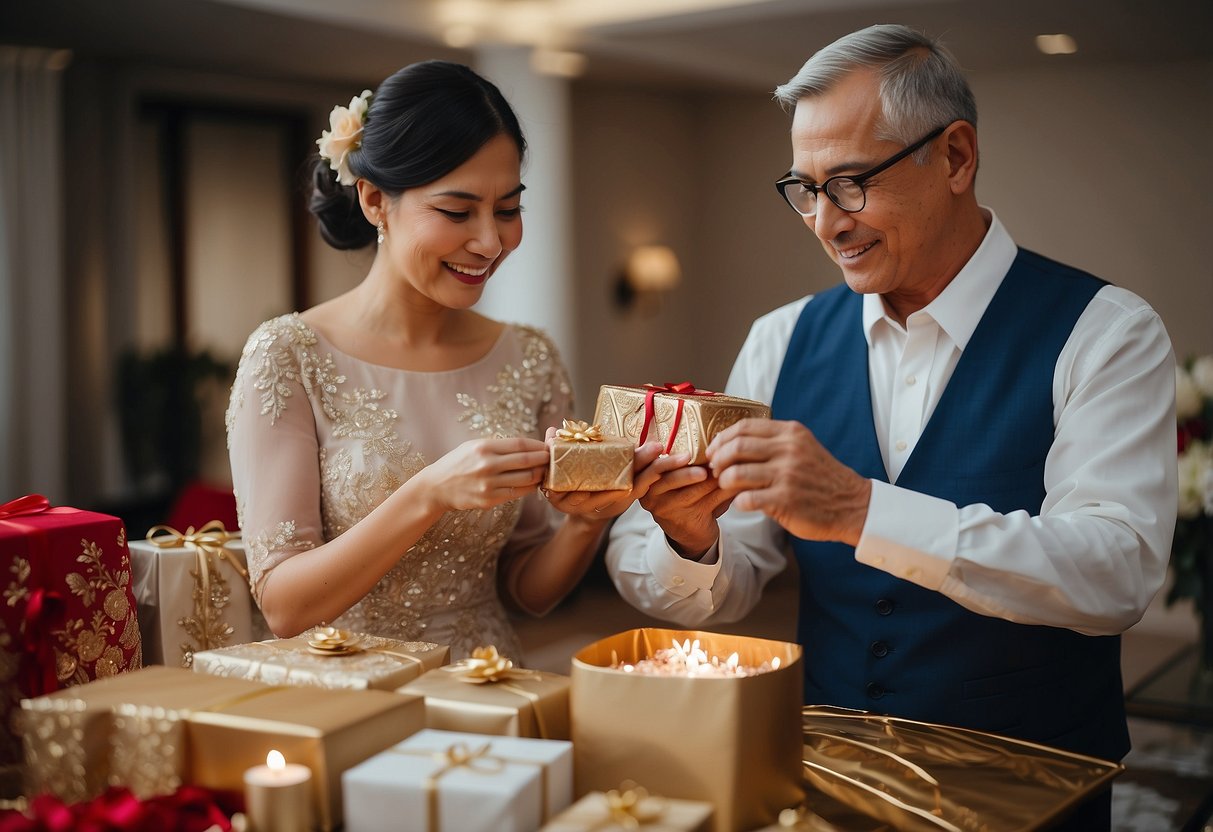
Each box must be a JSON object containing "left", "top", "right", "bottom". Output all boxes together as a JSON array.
[{"left": 507, "top": 513, "right": 611, "bottom": 616}]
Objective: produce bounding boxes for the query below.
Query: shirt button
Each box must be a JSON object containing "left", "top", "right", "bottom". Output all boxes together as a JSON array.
[
  {"left": 905, "top": 374, "right": 917, "bottom": 386},
  {"left": 671, "top": 575, "right": 686, "bottom": 587},
  {"left": 895, "top": 440, "right": 907, "bottom": 452},
  {"left": 866, "top": 682, "right": 885, "bottom": 700},
  {"left": 875, "top": 598, "right": 895, "bottom": 616},
  {"left": 870, "top": 641, "right": 889, "bottom": 658}
]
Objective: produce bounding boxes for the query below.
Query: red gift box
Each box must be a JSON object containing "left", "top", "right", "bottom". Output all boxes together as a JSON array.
[{"left": 0, "top": 495, "right": 143, "bottom": 775}]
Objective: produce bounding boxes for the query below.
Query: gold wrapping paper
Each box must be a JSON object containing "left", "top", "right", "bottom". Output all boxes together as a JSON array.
[
  {"left": 593, "top": 384, "right": 770, "bottom": 465},
  {"left": 796, "top": 705, "right": 1124, "bottom": 832},
  {"left": 192, "top": 631, "right": 449, "bottom": 691},
  {"left": 572, "top": 628, "right": 804, "bottom": 832},
  {"left": 20, "top": 665, "right": 425, "bottom": 830},
  {"left": 129, "top": 525, "right": 270, "bottom": 668},
  {"left": 399, "top": 664, "right": 570, "bottom": 740},
  {"left": 545, "top": 421, "right": 634, "bottom": 492},
  {"left": 541, "top": 786, "right": 714, "bottom": 832}
]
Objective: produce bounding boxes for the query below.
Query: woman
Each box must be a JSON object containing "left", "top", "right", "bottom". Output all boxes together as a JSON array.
[{"left": 226, "top": 61, "right": 663, "bottom": 660}]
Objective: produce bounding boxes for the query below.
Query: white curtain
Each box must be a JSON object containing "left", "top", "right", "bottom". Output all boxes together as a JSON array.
[{"left": 0, "top": 47, "right": 70, "bottom": 501}]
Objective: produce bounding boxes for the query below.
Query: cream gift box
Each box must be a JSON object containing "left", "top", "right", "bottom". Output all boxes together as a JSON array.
[
  {"left": 342, "top": 728, "right": 573, "bottom": 832},
  {"left": 129, "top": 522, "right": 269, "bottom": 667},
  {"left": 20, "top": 665, "right": 425, "bottom": 830},
  {"left": 398, "top": 646, "right": 570, "bottom": 740},
  {"left": 541, "top": 787, "right": 714, "bottom": 832},
  {"left": 572, "top": 628, "right": 804, "bottom": 832},
  {"left": 193, "top": 627, "right": 449, "bottom": 691}
]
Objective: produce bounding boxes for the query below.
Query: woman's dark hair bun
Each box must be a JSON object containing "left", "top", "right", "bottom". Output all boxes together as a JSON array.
[{"left": 307, "top": 60, "right": 526, "bottom": 251}]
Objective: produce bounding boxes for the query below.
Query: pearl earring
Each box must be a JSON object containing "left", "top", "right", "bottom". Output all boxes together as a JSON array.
[{"left": 376, "top": 220, "right": 385, "bottom": 246}]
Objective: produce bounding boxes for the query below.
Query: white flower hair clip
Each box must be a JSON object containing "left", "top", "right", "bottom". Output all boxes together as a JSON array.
[{"left": 316, "top": 89, "right": 372, "bottom": 186}]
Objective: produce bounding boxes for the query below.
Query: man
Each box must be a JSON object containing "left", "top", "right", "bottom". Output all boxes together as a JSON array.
[{"left": 606, "top": 24, "right": 1175, "bottom": 829}]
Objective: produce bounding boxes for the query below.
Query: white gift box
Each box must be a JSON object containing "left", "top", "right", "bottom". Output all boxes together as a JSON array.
[
  {"left": 342, "top": 728, "right": 573, "bottom": 832},
  {"left": 130, "top": 531, "right": 270, "bottom": 667}
]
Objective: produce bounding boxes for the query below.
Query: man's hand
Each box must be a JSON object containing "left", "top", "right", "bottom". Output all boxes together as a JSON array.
[
  {"left": 706, "top": 418, "right": 870, "bottom": 545},
  {"left": 638, "top": 455, "right": 736, "bottom": 558}
]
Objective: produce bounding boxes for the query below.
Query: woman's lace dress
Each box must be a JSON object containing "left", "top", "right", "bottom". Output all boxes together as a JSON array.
[{"left": 225, "top": 314, "right": 572, "bottom": 661}]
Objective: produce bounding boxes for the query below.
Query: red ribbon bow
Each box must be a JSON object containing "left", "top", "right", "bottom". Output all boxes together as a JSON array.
[
  {"left": 0, "top": 494, "right": 50, "bottom": 520},
  {"left": 639, "top": 382, "right": 719, "bottom": 455}
]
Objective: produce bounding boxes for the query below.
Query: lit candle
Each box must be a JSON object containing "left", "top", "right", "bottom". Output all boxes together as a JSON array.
[{"left": 243, "top": 749, "right": 313, "bottom": 832}]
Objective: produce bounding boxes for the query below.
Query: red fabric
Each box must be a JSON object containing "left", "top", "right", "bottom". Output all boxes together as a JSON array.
[
  {"left": 0, "top": 785, "right": 238, "bottom": 832},
  {"left": 166, "top": 481, "right": 238, "bottom": 532}
]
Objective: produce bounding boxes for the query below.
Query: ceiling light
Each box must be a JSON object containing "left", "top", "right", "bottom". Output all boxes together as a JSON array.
[
  {"left": 1035, "top": 34, "right": 1077, "bottom": 55},
  {"left": 530, "top": 48, "right": 587, "bottom": 78},
  {"left": 443, "top": 24, "right": 478, "bottom": 48}
]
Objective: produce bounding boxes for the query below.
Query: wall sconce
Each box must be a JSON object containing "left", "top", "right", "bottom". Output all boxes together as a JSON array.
[{"left": 614, "top": 244, "right": 681, "bottom": 313}]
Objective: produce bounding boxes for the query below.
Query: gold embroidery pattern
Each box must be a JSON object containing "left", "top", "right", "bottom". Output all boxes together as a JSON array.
[
  {"left": 245, "top": 521, "right": 315, "bottom": 602},
  {"left": 177, "top": 553, "right": 235, "bottom": 670},
  {"left": 55, "top": 537, "right": 142, "bottom": 686},
  {"left": 457, "top": 325, "right": 572, "bottom": 438}
]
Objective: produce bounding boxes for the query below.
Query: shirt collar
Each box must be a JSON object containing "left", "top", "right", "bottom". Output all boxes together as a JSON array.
[{"left": 862, "top": 208, "right": 1017, "bottom": 349}]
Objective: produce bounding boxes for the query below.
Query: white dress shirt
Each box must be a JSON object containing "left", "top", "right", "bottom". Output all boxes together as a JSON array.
[{"left": 606, "top": 210, "right": 1177, "bottom": 636}]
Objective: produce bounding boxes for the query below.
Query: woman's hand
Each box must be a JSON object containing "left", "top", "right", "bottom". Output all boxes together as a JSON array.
[
  {"left": 414, "top": 437, "right": 550, "bottom": 514},
  {"left": 541, "top": 433, "right": 674, "bottom": 520}
]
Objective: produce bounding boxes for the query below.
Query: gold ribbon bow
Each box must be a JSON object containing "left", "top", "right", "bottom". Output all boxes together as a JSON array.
[
  {"left": 146, "top": 520, "right": 249, "bottom": 664},
  {"left": 388, "top": 742, "right": 505, "bottom": 832},
  {"left": 599, "top": 781, "right": 666, "bottom": 830},
  {"left": 446, "top": 646, "right": 552, "bottom": 738},
  {"left": 555, "top": 419, "right": 604, "bottom": 443},
  {"left": 306, "top": 625, "right": 363, "bottom": 655}
]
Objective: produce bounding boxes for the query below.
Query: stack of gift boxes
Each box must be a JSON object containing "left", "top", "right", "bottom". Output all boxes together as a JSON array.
[{"left": 3, "top": 384, "right": 811, "bottom": 831}]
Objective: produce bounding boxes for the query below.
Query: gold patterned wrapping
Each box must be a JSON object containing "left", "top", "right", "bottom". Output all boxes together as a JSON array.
[
  {"left": 541, "top": 786, "right": 714, "bottom": 832},
  {"left": 593, "top": 384, "right": 770, "bottom": 465},
  {"left": 193, "top": 630, "right": 449, "bottom": 690},
  {"left": 572, "top": 629, "right": 804, "bottom": 832},
  {"left": 129, "top": 525, "right": 271, "bottom": 668},
  {"left": 20, "top": 665, "right": 425, "bottom": 830},
  {"left": 545, "top": 420, "right": 634, "bottom": 492},
  {"left": 0, "top": 498, "right": 143, "bottom": 783},
  {"left": 398, "top": 651, "right": 570, "bottom": 740},
  {"left": 792, "top": 705, "right": 1124, "bottom": 832}
]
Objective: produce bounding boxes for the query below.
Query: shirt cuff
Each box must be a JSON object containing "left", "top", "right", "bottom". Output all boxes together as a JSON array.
[
  {"left": 855, "top": 480, "right": 958, "bottom": 590},
  {"left": 644, "top": 533, "right": 723, "bottom": 598}
]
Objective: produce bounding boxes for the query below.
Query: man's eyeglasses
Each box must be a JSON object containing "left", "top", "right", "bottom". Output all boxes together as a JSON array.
[{"left": 775, "top": 124, "right": 948, "bottom": 217}]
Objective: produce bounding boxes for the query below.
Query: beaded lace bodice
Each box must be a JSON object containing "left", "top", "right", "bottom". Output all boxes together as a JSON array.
[{"left": 226, "top": 314, "right": 572, "bottom": 661}]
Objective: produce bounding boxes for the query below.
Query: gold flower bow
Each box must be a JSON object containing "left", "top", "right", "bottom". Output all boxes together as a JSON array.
[
  {"left": 306, "top": 626, "right": 364, "bottom": 655},
  {"left": 555, "top": 419, "right": 604, "bottom": 443},
  {"left": 450, "top": 645, "right": 538, "bottom": 684},
  {"left": 603, "top": 781, "right": 666, "bottom": 829}
]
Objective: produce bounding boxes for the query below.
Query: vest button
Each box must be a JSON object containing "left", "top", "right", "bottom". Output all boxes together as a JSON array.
[
  {"left": 866, "top": 682, "right": 885, "bottom": 700},
  {"left": 875, "top": 599, "right": 894, "bottom": 616},
  {"left": 870, "top": 641, "right": 889, "bottom": 658}
]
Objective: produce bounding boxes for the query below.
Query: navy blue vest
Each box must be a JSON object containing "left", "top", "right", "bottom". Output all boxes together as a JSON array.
[{"left": 770, "top": 249, "right": 1127, "bottom": 761}]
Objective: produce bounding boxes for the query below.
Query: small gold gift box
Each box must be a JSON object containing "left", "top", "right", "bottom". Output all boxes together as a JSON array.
[
  {"left": 192, "top": 627, "right": 449, "bottom": 691},
  {"left": 594, "top": 383, "right": 770, "bottom": 465},
  {"left": 541, "top": 783, "right": 714, "bottom": 831},
  {"left": 572, "top": 629, "right": 803, "bottom": 832},
  {"left": 20, "top": 665, "right": 425, "bottom": 830},
  {"left": 545, "top": 420, "right": 634, "bottom": 492},
  {"left": 398, "top": 646, "right": 570, "bottom": 740}
]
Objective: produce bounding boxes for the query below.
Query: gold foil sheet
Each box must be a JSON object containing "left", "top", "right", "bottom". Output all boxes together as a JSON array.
[
  {"left": 541, "top": 787, "right": 715, "bottom": 831},
  {"left": 572, "top": 628, "right": 804, "bottom": 832},
  {"left": 545, "top": 436, "right": 634, "bottom": 492},
  {"left": 795, "top": 705, "right": 1124, "bottom": 832},
  {"left": 399, "top": 664, "right": 570, "bottom": 740},
  {"left": 20, "top": 665, "right": 425, "bottom": 830},
  {"left": 192, "top": 632, "right": 449, "bottom": 691},
  {"left": 593, "top": 385, "right": 770, "bottom": 465}
]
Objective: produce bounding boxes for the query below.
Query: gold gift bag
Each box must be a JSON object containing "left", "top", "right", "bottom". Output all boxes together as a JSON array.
[
  {"left": 594, "top": 383, "right": 770, "bottom": 464},
  {"left": 193, "top": 628, "right": 449, "bottom": 690},
  {"left": 797, "top": 705, "right": 1124, "bottom": 832},
  {"left": 572, "top": 629, "right": 803, "bottom": 832},
  {"left": 399, "top": 646, "right": 570, "bottom": 740}
]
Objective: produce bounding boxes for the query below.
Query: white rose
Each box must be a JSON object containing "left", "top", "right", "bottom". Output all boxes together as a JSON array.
[
  {"left": 1177, "top": 366, "right": 1202, "bottom": 421},
  {"left": 1191, "top": 355, "right": 1213, "bottom": 399},
  {"left": 316, "top": 89, "right": 372, "bottom": 186},
  {"left": 1178, "top": 442, "right": 1213, "bottom": 519}
]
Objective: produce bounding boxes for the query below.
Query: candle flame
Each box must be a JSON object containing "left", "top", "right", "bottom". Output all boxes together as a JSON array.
[
  {"left": 726, "top": 652, "right": 739, "bottom": 668},
  {"left": 267, "top": 749, "right": 285, "bottom": 770}
]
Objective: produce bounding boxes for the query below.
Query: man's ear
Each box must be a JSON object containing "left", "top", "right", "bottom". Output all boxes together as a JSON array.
[
  {"left": 355, "top": 179, "right": 386, "bottom": 226},
  {"left": 943, "top": 121, "right": 978, "bottom": 195}
]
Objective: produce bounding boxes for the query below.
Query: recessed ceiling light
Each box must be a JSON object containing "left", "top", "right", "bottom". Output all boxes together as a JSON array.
[{"left": 1035, "top": 34, "right": 1078, "bottom": 55}]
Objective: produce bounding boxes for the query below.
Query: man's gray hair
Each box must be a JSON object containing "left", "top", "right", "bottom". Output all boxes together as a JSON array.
[{"left": 774, "top": 24, "right": 977, "bottom": 157}]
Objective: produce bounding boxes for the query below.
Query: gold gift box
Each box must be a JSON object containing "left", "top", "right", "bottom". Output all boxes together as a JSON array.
[
  {"left": 795, "top": 705, "right": 1124, "bottom": 832},
  {"left": 593, "top": 384, "right": 770, "bottom": 465},
  {"left": 398, "top": 664, "right": 570, "bottom": 741},
  {"left": 544, "top": 422, "right": 634, "bottom": 492},
  {"left": 192, "top": 631, "right": 449, "bottom": 691},
  {"left": 541, "top": 788, "right": 714, "bottom": 831},
  {"left": 20, "top": 665, "right": 424, "bottom": 830},
  {"left": 572, "top": 628, "right": 804, "bottom": 832}
]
